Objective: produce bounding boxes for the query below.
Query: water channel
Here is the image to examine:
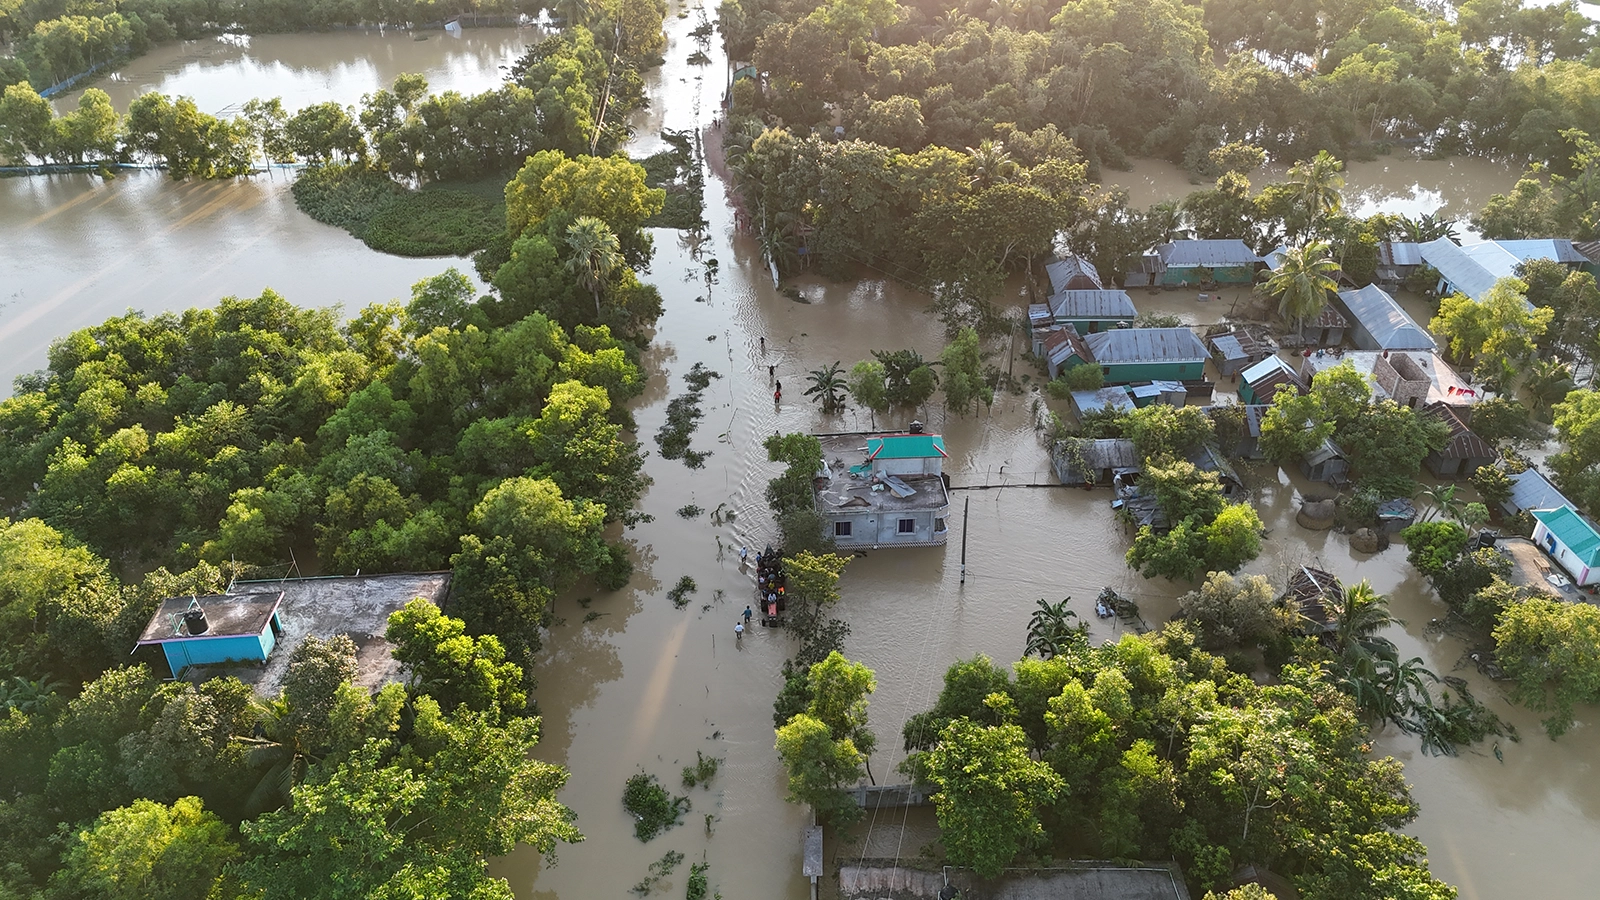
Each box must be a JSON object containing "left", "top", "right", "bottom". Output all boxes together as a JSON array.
[{"left": 0, "top": 13, "right": 1593, "bottom": 900}]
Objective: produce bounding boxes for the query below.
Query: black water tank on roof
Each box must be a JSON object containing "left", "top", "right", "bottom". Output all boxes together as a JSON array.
[{"left": 182, "top": 606, "right": 209, "bottom": 636}]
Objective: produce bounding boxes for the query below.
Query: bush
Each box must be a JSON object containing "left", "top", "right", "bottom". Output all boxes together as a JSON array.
[
  {"left": 363, "top": 190, "right": 501, "bottom": 257},
  {"left": 291, "top": 164, "right": 398, "bottom": 232},
  {"left": 622, "top": 773, "right": 690, "bottom": 841},
  {"left": 1062, "top": 363, "right": 1104, "bottom": 391}
]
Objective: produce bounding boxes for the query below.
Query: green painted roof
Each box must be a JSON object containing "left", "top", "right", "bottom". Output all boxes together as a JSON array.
[
  {"left": 867, "top": 434, "right": 947, "bottom": 460},
  {"left": 1534, "top": 506, "right": 1600, "bottom": 566}
]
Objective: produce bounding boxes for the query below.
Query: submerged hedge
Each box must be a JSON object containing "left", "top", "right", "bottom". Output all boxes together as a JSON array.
[{"left": 292, "top": 164, "right": 501, "bottom": 258}]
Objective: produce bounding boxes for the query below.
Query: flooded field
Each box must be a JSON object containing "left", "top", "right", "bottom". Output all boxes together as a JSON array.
[{"left": 3, "top": 8, "right": 1599, "bottom": 900}]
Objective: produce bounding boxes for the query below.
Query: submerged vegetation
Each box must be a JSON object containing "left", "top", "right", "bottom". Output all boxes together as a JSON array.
[
  {"left": 656, "top": 363, "right": 722, "bottom": 467},
  {"left": 622, "top": 772, "right": 691, "bottom": 842}
]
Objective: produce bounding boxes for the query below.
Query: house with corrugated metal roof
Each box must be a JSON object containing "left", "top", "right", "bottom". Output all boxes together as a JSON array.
[
  {"left": 1208, "top": 329, "right": 1275, "bottom": 379},
  {"left": 1422, "top": 402, "right": 1495, "bottom": 478},
  {"left": 1052, "top": 437, "right": 1140, "bottom": 485},
  {"left": 1375, "top": 240, "right": 1424, "bottom": 287},
  {"left": 1071, "top": 386, "right": 1136, "bottom": 418},
  {"left": 1504, "top": 466, "right": 1574, "bottom": 517},
  {"left": 1533, "top": 506, "right": 1600, "bottom": 586},
  {"left": 1302, "top": 438, "right": 1348, "bottom": 483},
  {"left": 1335, "top": 284, "right": 1436, "bottom": 351},
  {"left": 1238, "top": 356, "right": 1305, "bottom": 405},
  {"left": 1036, "top": 326, "right": 1092, "bottom": 379},
  {"left": 1028, "top": 289, "right": 1138, "bottom": 335},
  {"left": 1082, "top": 327, "right": 1209, "bottom": 383},
  {"left": 1299, "top": 306, "right": 1348, "bottom": 347},
  {"left": 1420, "top": 238, "right": 1588, "bottom": 301},
  {"left": 1045, "top": 254, "right": 1104, "bottom": 292},
  {"left": 1154, "top": 240, "right": 1261, "bottom": 285}
]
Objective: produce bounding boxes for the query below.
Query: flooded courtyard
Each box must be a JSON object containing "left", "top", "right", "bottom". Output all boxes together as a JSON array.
[{"left": 2, "top": 9, "right": 1598, "bottom": 900}]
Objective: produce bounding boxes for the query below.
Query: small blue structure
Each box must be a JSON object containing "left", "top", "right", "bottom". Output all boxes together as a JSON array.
[{"left": 135, "top": 591, "right": 284, "bottom": 677}]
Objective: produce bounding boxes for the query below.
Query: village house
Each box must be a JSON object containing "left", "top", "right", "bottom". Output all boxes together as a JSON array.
[
  {"left": 1532, "top": 506, "right": 1600, "bottom": 587},
  {"left": 1299, "top": 349, "right": 1480, "bottom": 408},
  {"left": 1419, "top": 238, "right": 1588, "bottom": 301},
  {"left": 1045, "top": 254, "right": 1105, "bottom": 292},
  {"left": 1422, "top": 402, "right": 1496, "bottom": 478},
  {"left": 813, "top": 427, "right": 951, "bottom": 548},
  {"left": 1374, "top": 240, "right": 1425, "bottom": 288},
  {"left": 1334, "top": 284, "right": 1436, "bottom": 352},
  {"left": 1503, "top": 466, "right": 1573, "bottom": 518},
  {"left": 1052, "top": 437, "right": 1139, "bottom": 486},
  {"left": 1035, "top": 325, "right": 1092, "bottom": 379},
  {"left": 1298, "top": 306, "right": 1348, "bottom": 347},
  {"left": 1127, "top": 381, "right": 1188, "bottom": 407},
  {"left": 1152, "top": 240, "right": 1261, "bottom": 285},
  {"left": 1201, "top": 403, "right": 1270, "bottom": 459},
  {"left": 133, "top": 573, "right": 451, "bottom": 694},
  {"left": 1302, "top": 438, "right": 1349, "bottom": 483},
  {"left": 1238, "top": 355, "right": 1305, "bottom": 405},
  {"left": 1028, "top": 289, "right": 1138, "bottom": 335},
  {"left": 1071, "top": 386, "right": 1136, "bottom": 418},
  {"left": 1082, "top": 327, "right": 1210, "bottom": 383},
  {"left": 1209, "top": 330, "right": 1275, "bottom": 379}
]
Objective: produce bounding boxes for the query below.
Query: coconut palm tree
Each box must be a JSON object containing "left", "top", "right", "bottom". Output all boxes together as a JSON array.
[
  {"left": 1025, "top": 597, "right": 1085, "bottom": 659},
  {"left": 1287, "top": 150, "right": 1346, "bottom": 224},
  {"left": 1523, "top": 358, "right": 1575, "bottom": 417},
  {"left": 933, "top": 8, "right": 970, "bottom": 38},
  {"left": 1263, "top": 241, "right": 1340, "bottom": 333},
  {"left": 1328, "top": 580, "right": 1399, "bottom": 662},
  {"left": 564, "top": 216, "right": 622, "bottom": 320},
  {"left": 965, "top": 139, "right": 1018, "bottom": 190},
  {"left": 554, "top": 0, "right": 596, "bottom": 27},
  {"left": 805, "top": 362, "right": 848, "bottom": 413}
]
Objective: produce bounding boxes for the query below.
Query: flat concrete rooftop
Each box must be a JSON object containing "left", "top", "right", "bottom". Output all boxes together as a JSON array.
[
  {"left": 817, "top": 473, "right": 950, "bottom": 514},
  {"left": 191, "top": 572, "right": 449, "bottom": 697}
]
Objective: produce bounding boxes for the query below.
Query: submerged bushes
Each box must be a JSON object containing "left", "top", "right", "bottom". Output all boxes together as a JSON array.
[{"left": 292, "top": 164, "right": 500, "bottom": 257}]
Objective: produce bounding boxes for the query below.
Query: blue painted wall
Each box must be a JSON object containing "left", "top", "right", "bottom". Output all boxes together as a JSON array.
[{"left": 160, "top": 629, "right": 270, "bottom": 675}]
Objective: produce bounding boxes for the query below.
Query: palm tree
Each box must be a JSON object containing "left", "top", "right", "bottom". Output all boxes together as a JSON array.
[
  {"left": 965, "top": 139, "right": 1018, "bottom": 190},
  {"left": 933, "top": 8, "right": 970, "bottom": 39},
  {"left": 1263, "top": 241, "right": 1340, "bottom": 333},
  {"left": 1414, "top": 483, "right": 1466, "bottom": 524},
  {"left": 1328, "top": 580, "right": 1399, "bottom": 663},
  {"left": 564, "top": 216, "right": 622, "bottom": 320},
  {"left": 805, "top": 362, "right": 848, "bottom": 413},
  {"left": 553, "top": 0, "right": 595, "bottom": 27},
  {"left": 1025, "top": 597, "right": 1085, "bottom": 659},
  {"left": 1523, "top": 358, "right": 1575, "bottom": 417},
  {"left": 1287, "top": 150, "right": 1346, "bottom": 224},
  {"left": 1400, "top": 213, "right": 1459, "bottom": 244}
]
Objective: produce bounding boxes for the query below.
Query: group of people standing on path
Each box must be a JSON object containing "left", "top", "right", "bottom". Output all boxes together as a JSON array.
[
  {"left": 763, "top": 337, "right": 782, "bottom": 405},
  {"left": 734, "top": 338, "right": 783, "bottom": 644}
]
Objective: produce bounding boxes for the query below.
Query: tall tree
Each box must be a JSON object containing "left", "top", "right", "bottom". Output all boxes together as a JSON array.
[
  {"left": 1263, "top": 241, "right": 1340, "bottom": 332},
  {"left": 564, "top": 216, "right": 623, "bottom": 320}
]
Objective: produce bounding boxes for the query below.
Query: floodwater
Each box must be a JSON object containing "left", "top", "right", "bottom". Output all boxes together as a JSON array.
[
  {"left": 2, "top": 9, "right": 1599, "bottom": 900},
  {"left": 52, "top": 26, "right": 539, "bottom": 115},
  {"left": 1114, "top": 156, "right": 1522, "bottom": 226}
]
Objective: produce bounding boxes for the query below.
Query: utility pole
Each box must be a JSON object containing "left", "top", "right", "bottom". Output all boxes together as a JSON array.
[{"left": 959, "top": 495, "right": 970, "bottom": 584}]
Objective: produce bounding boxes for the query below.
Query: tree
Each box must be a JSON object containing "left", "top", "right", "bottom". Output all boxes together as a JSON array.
[
  {"left": 913, "top": 715, "right": 1064, "bottom": 878},
  {"left": 564, "top": 216, "right": 623, "bottom": 320},
  {"left": 775, "top": 713, "right": 866, "bottom": 828},
  {"left": 940, "top": 327, "right": 992, "bottom": 414},
  {"left": 1494, "top": 596, "right": 1600, "bottom": 738},
  {"left": 1400, "top": 521, "right": 1470, "bottom": 576},
  {"left": 1263, "top": 241, "right": 1339, "bottom": 332},
  {"left": 51, "top": 87, "right": 118, "bottom": 163},
  {"left": 1025, "top": 597, "right": 1087, "bottom": 660},
  {"left": 805, "top": 362, "right": 848, "bottom": 413},
  {"left": 871, "top": 349, "right": 939, "bottom": 408},
  {"left": 1179, "top": 571, "right": 1292, "bottom": 650},
  {"left": 1125, "top": 405, "right": 1215, "bottom": 462},
  {"left": 1259, "top": 391, "right": 1333, "bottom": 463},
  {"left": 1338, "top": 400, "right": 1449, "bottom": 484},
  {"left": 0, "top": 81, "right": 52, "bottom": 163},
  {"left": 50, "top": 796, "right": 237, "bottom": 900},
  {"left": 1202, "top": 504, "right": 1265, "bottom": 573},
  {"left": 385, "top": 598, "right": 527, "bottom": 716},
  {"left": 1287, "top": 150, "right": 1346, "bottom": 227},
  {"left": 1309, "top": 360, "right": 1373, "bottom": 428},
  {"left": 1430, "top": 278, "right": 1552, "bottom": 386},
  {"left": 846, "top": 361, "right": 888, "bottom": 427},
  {"left": 505, "top": 150, "right": 664, "bottom": 263}
]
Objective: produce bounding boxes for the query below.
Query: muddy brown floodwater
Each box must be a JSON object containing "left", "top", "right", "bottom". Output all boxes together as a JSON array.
[{"left": 2, "top": 8, "right": 1598, "bottom": 899}]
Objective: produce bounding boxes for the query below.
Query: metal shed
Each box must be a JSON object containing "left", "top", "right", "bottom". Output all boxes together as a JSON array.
[{"left": 1335, "top": 284, "right": 1435, "bottom": 351}]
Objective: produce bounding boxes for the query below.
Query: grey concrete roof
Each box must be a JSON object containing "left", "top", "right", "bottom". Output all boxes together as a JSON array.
[
  {"left": 1337, "top": 284, "right": 1436, "bottom": 350},
  {"left": 1045, "top": 289, "right": 1137, "bottom": 320},
  {"left": 815, "top": 472, "right": 950, "bottom": 514},
  {"left": 1083, "top": 327, "right": 1208, "bottom": 364},
  {"left": 200, "top": 573, "right": 450, "bottom": 697},
  {"left": 137, "top": 591, "right": 283, "bottom": 643},
  {"left": 1158, "top": 239, "right": 1259, "bottom": 267},
  {"left": 1045, "top": 255, "right": 1103, "bottom": 291}
]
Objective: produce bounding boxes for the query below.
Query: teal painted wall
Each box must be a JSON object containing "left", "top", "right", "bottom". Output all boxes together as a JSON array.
[
  {"left": 1240, "top": 382, "right": 1265, "bottom": 405},
  {"left": 1103, "top": 361, "right": 1204, "bottom": 383},
  {"left": 1160, "top": 265, "right": 1255, "bottom": 285},
  {"left": 160, "top": 630, "right": 270, "bottom": 676},
  {"left": 1068, "top": 317, "right": 1126, "bottom": 333}
]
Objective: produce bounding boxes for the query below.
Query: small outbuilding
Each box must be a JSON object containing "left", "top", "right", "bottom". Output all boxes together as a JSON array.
[
  {"left": 1376, "top": 497, "right": 1418, "bottom": 533},
  {"left": 1532, "top": 506, "right": 1600, "bottom": 586},
  {"left": 1037, "top": 326, "right": 1093, "bottom": 379},
  {"left": 1423, "top": 402, "right": 1496, "bottom": 478},
  {"left": 1335, "top": 284, "right": 1436, "bottom": 352},
  {"left": 1285, "top": 565, "right": 1342, "bottom": 635},
  {"left": 1083, "top": 327, "right": 1210, "bottom": 383},
  {"left": 1053, "top": 437, "right": 1140, "bottom": 486},
  {"left": 1301, "top": 438, "right": 1348, "bottom": 483},
  {"left": 1503, "top": 466, "right": 1574, "bottom": 517},
  {"left": 1209, "top": 330, "right": 1276, "bottom": 379},
  {"left": 1299, "top": 305, "right": 1348, "bottom": 347},
  {"left": 1129, "top": 381, "right": 1188, "bottom": 408},
  {"left": 1045, "top": 254, "right": 1104, "bottom": 292},
  {"left": 1238, "top": 355, "right": 1305, "bottom": 406},
  {"left": 1071, "top": 386, "right": 1136, "bottom": 418},
  {"left": 136, "top": 592, "right": 285, "bottom": 677}
]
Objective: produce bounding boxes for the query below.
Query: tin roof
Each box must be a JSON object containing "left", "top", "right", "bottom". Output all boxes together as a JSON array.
[
  {"left": 1210, "top": 334, "right": 1247, "bottom": 361},
  {"left": 1417, "top": 238, "right": 1571, "bottom": 301},
  {"left": 1083, "top": 327, "right": 1208, "bottom": 364},
  {"left": 1241, "top": 356, "right": 1305, "bottom": 402},
  {"left": 1534, "top": 506, "right": 1600, "bottom": 567},
  {"left": 1072, "top": 387, "right": 1136, "bottom": 415},
  {"left": 1576, "top": 240, "right": 1600, "bottom": 264},
  {"left": 1045, "top": 255, "right": 1103, "bottom": 292},
  {"left": 1506, "top": 466, "right": 1573, "bottom": 515},
  {"left": 1055, "top": 437, "right": 1140, "bottom": 471},
  {"left": 1157, "top": 240, "right": 1260, "bottom": 267},
  {"left": 1045, "top": 289, "right": 1137, "bottom": 320},
  {"left": 1496, "top": 239, "right": 1587, "bottom": 265},
  {"left": 136, "top": 592, "right": 284, "bottom": 645},
  {"left": 1424, "top": 402, "right": 1494, "bottom": 460},
  {"left": 866, "top": 434, "right": 948, "bottom": 459},
  {"left": 1337, "top": 284, "right": 1436, "bottom": 350}
]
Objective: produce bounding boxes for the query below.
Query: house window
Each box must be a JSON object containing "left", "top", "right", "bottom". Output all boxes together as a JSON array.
[
  {"left": 898, "top": 518, "right": 916, "bottom": 534},
  {"left": 934, "top": 517, "right": 948, "bottom": 533},
  {"left": 835, "top": 521, "right": 852, "bottom": 537},
  {"left": 1102, "top": 366, "right": 1111, "bottom": 377}
]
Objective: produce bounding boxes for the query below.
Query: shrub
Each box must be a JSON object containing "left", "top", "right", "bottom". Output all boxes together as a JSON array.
[
  {"left": 622, "top": 773, "right": 690, "bottom": 841},
  {"left": 363, "top": 190, "right": 501, "bottom": 257}
]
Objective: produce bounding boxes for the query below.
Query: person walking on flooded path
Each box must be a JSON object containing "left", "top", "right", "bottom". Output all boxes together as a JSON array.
[
  {"left": 774, "top": 386, "right": 782, "bottom": 405},
  {"left": 768, "top": 364, "right": 775, "bottom": 379},
  {"left": 735, "top": 621, "right": 745, "bottom": 641},
  {"left": 743, "top": 606, "right": 753, "bottom": 626},
  {"left": 760, "top": 337, "right": 766, "bottom": 353}
]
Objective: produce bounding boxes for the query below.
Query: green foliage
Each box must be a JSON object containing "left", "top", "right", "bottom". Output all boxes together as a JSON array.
[
  {"left": 49, "top": 795, "right": 237, "bottom": 900},
  {"left": 1126, "top": 405, "right": 1215, "bottom": 463},
  {"left": 680, "top": 751, "right": 721, "bottom": 790},
  {"left": 622, "top": 773, "right": 690, "bottom": 841},
  {"left": 1495, "top": 597, "right": 1600, "bottom": 738},
  {"left": 1179, "top": 572, "right": 1295, "bottom": 650},
  {"left": 385, "top": 599, "right": 527, "bottom": 716},
  {"left": 656, "top": 363, "right": 721, "bottom": 466},
  {"left": 763, "top": 433, "right": 825, "bottom": 518},
  {"left": 667, "top": 575, "right": 697, "bottom": 609},
  {"left": 364, "top": 189, "right": 503, "bottom": 257},
  {"left": 870, "top": 349, "right": 939, "bottom": 408},
  {"left": 1025, "top": 598, "right": 1088, "bottom": 660},
  {"left": 632, "top": 851, "right": 685, "bottom": 895},
  {"left": 1061, "top": 363, "right": 1105, "bottom": 392},
  {"left": 1399, "top": 522, "right": 1470, "bottom": 577},
  {"left": 940, "top": 328, "right": 992, "bottom": 414},
  {"left": 685, "top": 861, "right": 710, "bottom": 900},
  {"left": 1259, "top": 391, "right": 1333, "bottom": 464},
  {"left": 774, "top": 713, "right": 865, "bottom": 829}
]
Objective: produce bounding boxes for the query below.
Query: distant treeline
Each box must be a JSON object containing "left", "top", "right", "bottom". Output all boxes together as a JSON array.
[
  {"left": 0, "top": 1, "right": 544, "bottom": 91},
  {"left": 720, "top": 0, "right": 1600, "bottom": 171}
]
